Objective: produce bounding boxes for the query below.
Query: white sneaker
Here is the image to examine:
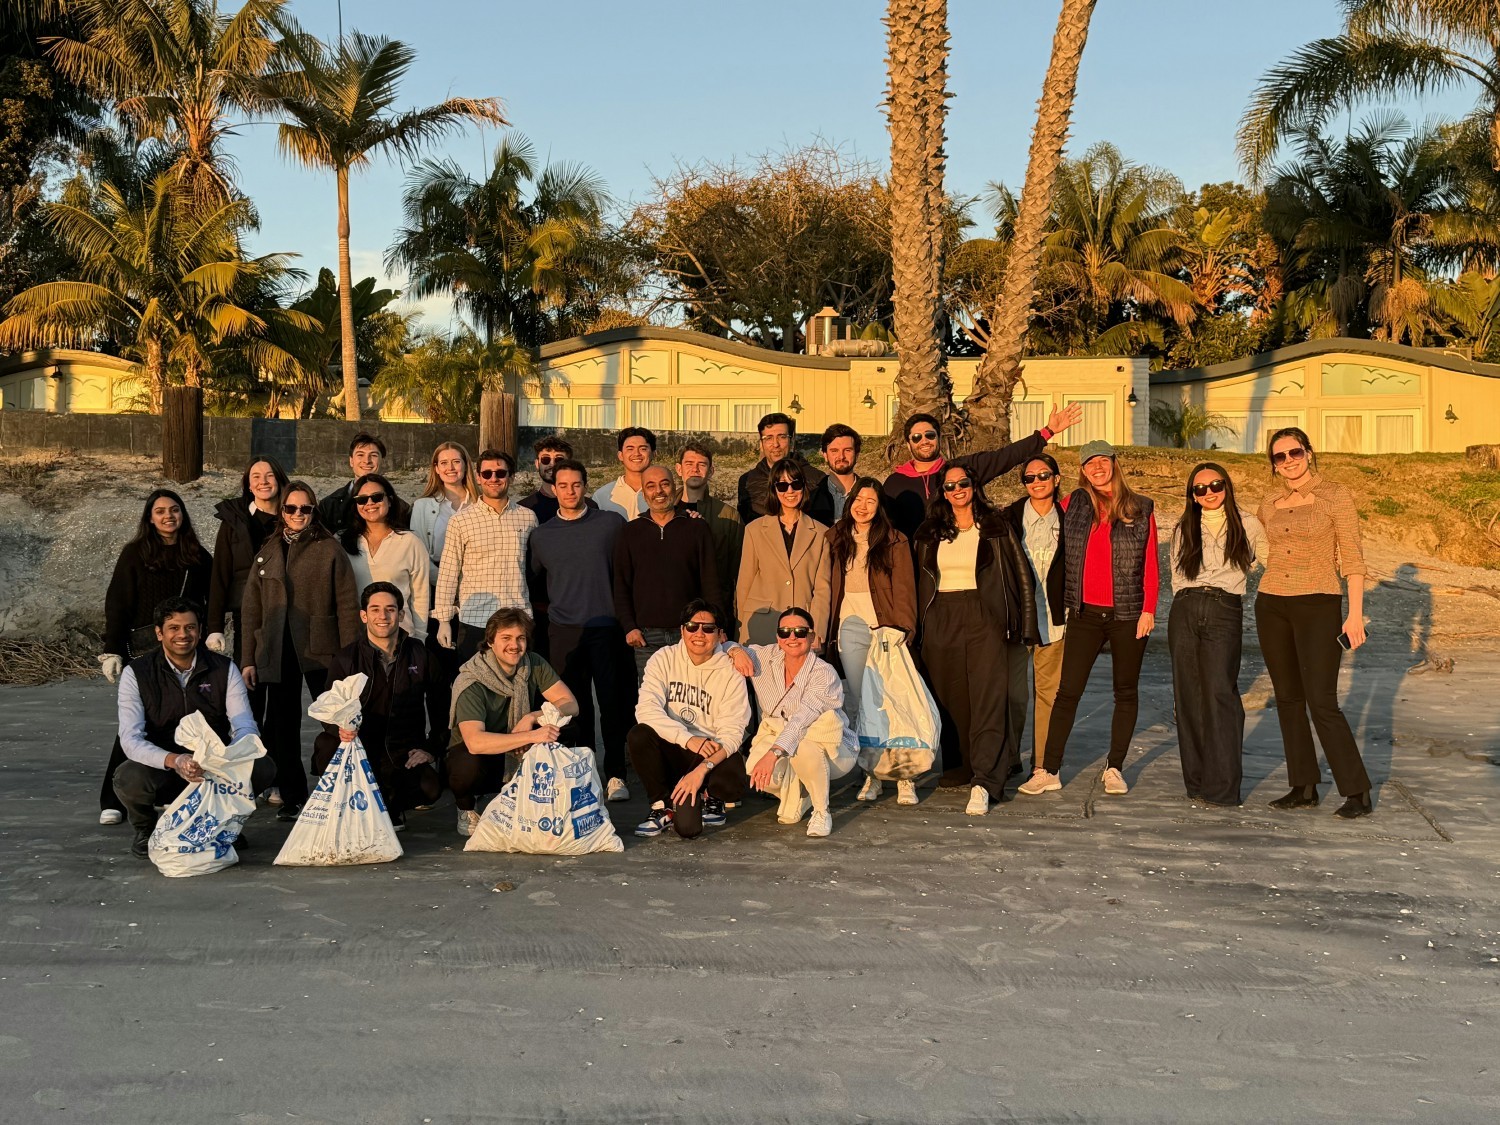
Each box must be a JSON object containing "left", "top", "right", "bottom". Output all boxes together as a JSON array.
[
  {"left": 896, "top": 780, "right": 918, "bottom": 806},
  {"left": 777, "top": 796, "right": 812, "bottom": 825},
  {"left": 265, "top": 787, "right": 283, "bottom": 807},
  {"left": 966, "top": 786, "right": 990, "bottom": 816},
  {"left": 1017, "top": 769, "right": 1062, "bottom": 795},
  {"left": 1101, "top": 767, "right": 1129, "bottom": 795},
  {"left": 856, "top": 774, "right": 883, "bottom": 801},
  {"left": 606, "top": 777, "right": 630, "bottom": 802},
  {"left": 806, "top": 810, "right": 833, "bottom": 837},
  {"left": 99, "top": 809, "right": 124, "bottom": 826},
  {"left": 456, "top": 809, "right": 480, "bottom": 837}
]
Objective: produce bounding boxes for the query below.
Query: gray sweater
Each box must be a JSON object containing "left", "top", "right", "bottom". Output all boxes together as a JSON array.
[{"left": 527, "top": 509, "right": 625, "bottom": 628}]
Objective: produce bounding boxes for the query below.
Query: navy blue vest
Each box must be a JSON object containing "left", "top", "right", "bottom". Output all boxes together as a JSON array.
[
  {"left": 129, "top": 648, "right": 234, "bottom": 756},
  {"left": 1062, "top": 489, "right": 1154, "bottom": 620}
]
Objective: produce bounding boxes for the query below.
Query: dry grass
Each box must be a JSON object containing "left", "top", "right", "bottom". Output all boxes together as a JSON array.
[
  {"left": 0, "top": 638, "right": 100, "bottom": 687},
  {"left": 0, "top": 451, "right": 67, "bottom": 491}
]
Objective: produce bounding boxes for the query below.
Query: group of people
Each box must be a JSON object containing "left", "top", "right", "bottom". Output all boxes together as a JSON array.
[{"left": 99, "top": 410, "right": 1377, "bottom": 859}]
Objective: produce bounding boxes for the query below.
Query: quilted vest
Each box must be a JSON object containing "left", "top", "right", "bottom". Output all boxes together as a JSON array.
[{"left": 1062, "top": 489, "right": 1154, "bottom": 620}]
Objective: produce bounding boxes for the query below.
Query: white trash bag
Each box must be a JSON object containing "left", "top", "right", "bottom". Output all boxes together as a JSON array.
[
  {"left": 149, "top": 713, "right": 267, "bottom": 878},
  {"left": 465, "top": 702, "right": 624, "bottom": 855},
  {"left": 855, "top": 626, "right": 940, "bottom": 780},
  {"left": 274, "top": 674, "right": 404, "bottom": 867}
]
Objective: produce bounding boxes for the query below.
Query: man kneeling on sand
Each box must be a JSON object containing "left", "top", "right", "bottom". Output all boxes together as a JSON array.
[
  {"left": 112, "top": 596, "right": 273, "bottom": 858},
  {"left": 628, "top": 600, "right": 751, "bottom": 839}
]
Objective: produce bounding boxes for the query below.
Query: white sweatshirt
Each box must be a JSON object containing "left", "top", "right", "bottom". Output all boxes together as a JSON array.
[{"left": 636, "top": 641, "right": 751, "bottom": 754}]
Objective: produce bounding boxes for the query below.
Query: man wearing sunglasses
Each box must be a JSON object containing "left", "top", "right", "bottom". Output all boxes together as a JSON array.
[
  {"left": 736, "top": 413, "right": 825, "bottom": 525},
  {"left": 628, "top": 600, "right": 751, "bottom": 839},
  {"left": 433, "top": 449, "right": 538, "bottom": 667},
  {"left": 519, "top": 436, "right": 596, "bottom": 659},
  {"left": 883, "top": 404, "right": 1084, "bottom": 539},
  {"left": 317, "top": 432, "right": 412, "bottom": 534}
]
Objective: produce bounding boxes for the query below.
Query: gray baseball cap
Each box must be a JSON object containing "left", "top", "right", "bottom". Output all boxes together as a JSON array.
[{"left": 1078, "top": 439, "right": 1116, "bottom": 466}]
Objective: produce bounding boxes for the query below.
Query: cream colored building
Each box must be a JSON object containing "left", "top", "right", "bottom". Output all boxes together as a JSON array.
[
  {"left": 0, "top": 349, "right": 144, "bottom": 412},
  {"left": 525, "top": 326, "right": 1150, "bottom": 446},
  {"left": 1152, "top": 339, "right": 1498, "bottom": 454}
]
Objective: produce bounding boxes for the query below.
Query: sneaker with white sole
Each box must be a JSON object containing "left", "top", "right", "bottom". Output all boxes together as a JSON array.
[
  {"left": 777, "top": 796, "right": 812, "bottom": 825},
  {"left": 1017, "top": 769, "right": 1062, "bottom": 795},
  {"left": 456, "top": 809, "right": 480, "bottom": 837},
  {"left": 896, "top": 780, "right": 918, "bottom": 806},
  {"left": 634, "top": 807, "right": 673, "bottom": 837},
  {"left": 856, "top": 774, "right": 883, "bottom": 801},
  {"left": 606, "top": 777, "right": 630, "bottom": 802},
  {"left": 99, "top": 809, "right": 124, "bottom": 826},
  {"left": 701, "top": 797, "right": 727, "bottom": 826},
  {"left": 966, "top": 786, "right": 990, "bottom": 816},
  {"left": 1101, "top": 767, "right": 1129, "bottom": 795},
  {"left": 806, "top": 810, "right": 833, "bottom": 837},
  {"left": 265, "top": 787, "right": 283, "bottom": 807}
]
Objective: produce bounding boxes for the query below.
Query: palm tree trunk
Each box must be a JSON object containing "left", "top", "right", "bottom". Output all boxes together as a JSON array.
[
  {"left": 882, "top": 0, "right": 954, "bottom": 463},
  {"left": 965, "top": 0, "right": 1097, "bottom": 446},
  {"left": 337, "top": 166, "right": 362, "bottom": 421}
]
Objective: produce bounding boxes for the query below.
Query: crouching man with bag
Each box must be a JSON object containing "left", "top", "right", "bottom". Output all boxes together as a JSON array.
[
  {"left": 311, "top": 582, "right": 444, "bottom": 832},
  {"left": 113, "top": 596, "right": 274, "bottom": 858}
]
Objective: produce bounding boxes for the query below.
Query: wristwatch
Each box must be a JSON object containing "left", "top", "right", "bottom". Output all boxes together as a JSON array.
[{"left": 772, "top": 746, "right": 791, "bottom": 760}]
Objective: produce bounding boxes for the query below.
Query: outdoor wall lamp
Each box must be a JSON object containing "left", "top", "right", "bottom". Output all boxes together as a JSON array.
[
  {"left": 789, "top": 394, "right": 804, "bottom": 413},
  {"left": 1445, "top": 403, "right": 1458, "bottom": 423},
  {"left": 861, "top": 389, "right": 876, "bottom": 407},
  {"left": 1127, "top": 390, "right": 1139, "bottom": 406}
]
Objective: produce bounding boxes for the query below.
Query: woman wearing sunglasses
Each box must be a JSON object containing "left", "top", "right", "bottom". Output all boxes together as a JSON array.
[
  {"left": 341, "top": 473, "right": 431, "bottom": 642},
  {"left": 914, "top": 464, "right": 1037, "bottom": 816},
  {"left": 826, "top": 477, "right": 919, "bottom": 804},
  {"left": 735, "top": 457, "right": 832, "bottom": 646},
  {"left": 1169, "top": 463, "right": 1266, "bottom": 806},
  {"left": 726, "top": 607, "right": 858, "bottom": 837},
  {"left": 240, "top": 481, "right": 360, "bottom": 819},
  {"left": 1001, "top": 454, "right": 1069, "bottom": 779},
  {"left": 1020, "top": 440, "right": 1157, "bottom": 799},
  {"left": 1255, "top": 427, "right": 1373, "bottom": 818}
]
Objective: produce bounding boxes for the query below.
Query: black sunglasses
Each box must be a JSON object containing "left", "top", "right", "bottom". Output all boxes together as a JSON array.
[
  {"left": 282, "top": 503, "right": 315, "bottom": 516},
  {"left": 354, "top": 492, "right": 388, "bottom": 506},
  {"left": 478, "top": 468, "right": 510, "bottom": 480},
  {"left": 1271, "top": 447, "right": 1307, "bottom": 465},
  {"left": 776, "top": 625, "right": 812, "bottom": 639},
  {"left": 1022, "top": 470, "right": 1055, "bottom": 484},
  {"left": 1192, "top": 479, "right": 1227, "bottom": 497},
  {"left": 774, "top": 479, "right": 805, "bottom": 492},
  {"left": 681, "top": 621, "right": 718, "bottom": 634},
  {"left": 942, "top": 477, "right": 972, "bottom": 492},
  {"left": 536, "top": 455, "right": 566, "bottom": 466},
  {"left": 908, "top": 430, "right": 938, "bottom": 442}
]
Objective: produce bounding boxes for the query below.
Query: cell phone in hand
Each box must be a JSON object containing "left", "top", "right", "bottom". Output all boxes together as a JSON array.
[{"left": 1336, "top": 629, "right": 1367, "bottom": 650}]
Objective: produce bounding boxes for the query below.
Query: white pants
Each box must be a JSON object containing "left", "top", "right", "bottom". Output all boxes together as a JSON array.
[{"left": 746, "top": 716, "right": 857, "bottom": 817}]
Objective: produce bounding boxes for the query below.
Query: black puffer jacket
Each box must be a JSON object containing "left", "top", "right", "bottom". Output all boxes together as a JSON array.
[
  {"left": 206, "top": 497, "right": 278, "bottom": 634},
  {"left": 913, "top": 509, "right": 1038, "bottom": 646}
]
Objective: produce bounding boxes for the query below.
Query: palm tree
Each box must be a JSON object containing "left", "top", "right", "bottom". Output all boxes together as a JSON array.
[
  {"left": 266, "top": 267, "right": 398, "bottom": 417},
  {"left": 965, "top": 0, "right": 1097, "bottom": 445},
  {"left": 0, "top": 169, "right": 298, "bottom": 410},
  {"left": 884, "top": 0, "right": 953, "bottom": 458},
  {"left": 1238, "top": 0, "right": 1500, "bottom": 178},
  {"left": 385, "top": 134, "right": 612, "bottom": 349},
  {"left": 1433, "top": 268, "right": 1500, "bottom": 359},
  {"left": 42, "top": 0, "right": 284, "bottom": 203},
  {"left": 370, "top": 326, "right": 534, "bottom": 426},
  {"left": 264, "top": 22, "right": 506, "bottom": 420}
]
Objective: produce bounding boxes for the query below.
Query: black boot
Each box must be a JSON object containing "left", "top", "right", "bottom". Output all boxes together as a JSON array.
[
  {"left": 1268, "top": 784, "right": 1319, "bottom": 810},
  {"left": 1334, "top": 792, "right": 1373, "bottom": 819},
  {"left": 130, "top": 828, "right": 151, "bottom": 858}
]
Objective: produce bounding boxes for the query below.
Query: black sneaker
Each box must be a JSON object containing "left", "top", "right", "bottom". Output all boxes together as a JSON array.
[
  {"left": 130, "top": 829, "right": 150, "bottom": 858},
  {"left": 276, "top": 803, "right": 303, "bottom": 822},
  {"left": 233, "top": 831, "right": 253, "bottom": 850},
  {"left": 390, "top": 812, "right": 407, "bottom": 833},
  {"left": 701, "top": 797, "right": 727, "bottom": 827},
  {"left": 634, "top": 808, "right": 673, "bottom": 837}
]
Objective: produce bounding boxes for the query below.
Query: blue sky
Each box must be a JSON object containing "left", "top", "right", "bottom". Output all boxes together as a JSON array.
[{"left": 230, "top": 0, "right": 1477, "bottom": 327}]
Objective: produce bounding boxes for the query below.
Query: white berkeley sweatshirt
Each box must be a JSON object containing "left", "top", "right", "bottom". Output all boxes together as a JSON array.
[{"left": 636, "top": 641, "right": 751, "bottom": 755}]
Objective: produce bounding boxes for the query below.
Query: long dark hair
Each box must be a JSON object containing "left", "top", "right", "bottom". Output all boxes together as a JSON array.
[
  {"left": 1019, "top": 452, "right": 1062, "bottom": 502},
  {"left": 340, "top": 472, "right": 409, "bottom": 554},
  {"left": 129, "top": 488, "right": 207, "bottom": 571},
  {"left": 829, "top": 477, "right": 898, "bottom": 577},
  {"left": 763, "top": 457, "right": 806, "bottom": 518},
  {"left": 1174, "top": 462, "right": 1255, "bottom": 580},
  {"left": 277, "top": 480, "right": 328, "bottom": 540},
  {"left": 239, "top": 456, "right": 289, "bottom": 507},
  {"left": 922, "top": 464, "right": 992, "bottom": 541}
]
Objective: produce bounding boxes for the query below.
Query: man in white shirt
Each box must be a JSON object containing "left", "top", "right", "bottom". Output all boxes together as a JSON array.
[
  {"left": 111, "top": 597, "right": 271, "bottom": 857},
  {"left": 627, "top": 599, "right": 751, "bottom": 839},
  {"left": 591, "top": 427, "right": 655, "bottom": 520}
]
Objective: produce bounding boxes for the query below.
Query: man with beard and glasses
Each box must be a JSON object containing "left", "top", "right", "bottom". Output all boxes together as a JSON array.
[{"left": 737, "top": 413, "right": 824, "bottom": 525}]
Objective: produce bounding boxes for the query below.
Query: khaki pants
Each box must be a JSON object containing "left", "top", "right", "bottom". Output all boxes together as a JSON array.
[
  {"left": 1024, "top": 639, "right": 1066, "bottom": 772},
  {"left": 746, "top": 714, "right": 856, "bottom": 819}
]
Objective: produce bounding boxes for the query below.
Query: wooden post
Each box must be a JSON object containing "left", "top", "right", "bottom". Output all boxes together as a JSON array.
[
  {"left": 1466, "top": 444, "right": 1500, "bottom": 470},
  {"left": 479, "top": 390, "right": 518, "bottom": 457},
  {"left": 161, "top": 385, "right": 203, "bottom": 482}
]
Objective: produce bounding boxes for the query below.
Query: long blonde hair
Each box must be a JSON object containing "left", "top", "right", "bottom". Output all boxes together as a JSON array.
[
  {"left": 422, "top": 441, "right": 479, "bottom": 502},
  {"left": 1081, "top": 457, "right": 1147, "bottom": 525}
]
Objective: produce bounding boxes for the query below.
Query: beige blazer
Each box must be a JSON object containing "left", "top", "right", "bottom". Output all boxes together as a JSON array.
[{"left": 735, "top": 514, "right": 832, "bottom": 644}]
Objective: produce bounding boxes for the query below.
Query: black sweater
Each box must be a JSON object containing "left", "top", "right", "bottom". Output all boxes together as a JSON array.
[
  {"left": 612, "top": 512, "right": 721, "bottom": 633},
  {"left": 206, "top": 498, "right": 277, "bottom": 634},
  {"left": 104, "top": 539, "right": 214, "bottom": 657}
]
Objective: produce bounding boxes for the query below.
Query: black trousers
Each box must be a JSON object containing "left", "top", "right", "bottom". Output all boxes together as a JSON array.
[
  {"left": 1169, "top": 587, "right": 1246, "bottom": 804},
  {"left": 312, "top": 741, "right": 442, "bottom": 817},
  {"left": 426, "top": 617, "right": 484, "bottom": 754},
  {"left": 626, "top": 724, "right": 748, "bottom": 838},
  {"left": 113, "top": 756, "right": 277, "bottom": 834},
  {"left": 548, "top": 622, "right": 634, "bottom": 782},
  {"left": 921, "top": 591, "right": 1017, "bottom": 799},
  {"left": 260, "top": 637, "right": 327, "bottom": 808},
  {"left": 445, "top": 744, "right": 514, "bottom": 811},
  {"left": 1254, "top": 592, "right": 1371, "bottom": 796},
  {"left": 101, "top": 739, "right": 129, "bottom": 813},
  {"left": 1042, "top": 604, "right": 1149, "bottom": 774}
]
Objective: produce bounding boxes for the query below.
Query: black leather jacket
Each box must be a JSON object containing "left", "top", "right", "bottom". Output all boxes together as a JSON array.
[{"left": 913, "top": 509, "right": 1039, "bottom": 646}]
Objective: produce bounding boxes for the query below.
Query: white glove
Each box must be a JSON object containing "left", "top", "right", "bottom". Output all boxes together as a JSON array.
[
  {"left": 98, "top": 654, "right": 123, "bottom": 684},
  {"left": 436, "top": 620, "right": 454, "bottom": 650},
  {"left": 205, "top": 632, "right": 227, "bottom": 654}
]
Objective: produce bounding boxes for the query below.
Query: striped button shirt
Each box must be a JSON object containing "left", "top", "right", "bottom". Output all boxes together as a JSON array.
[
  {"left": 1256, "top": 474, "right": 1366, "bottom": 597},
  {"left": 740, "top": 643, "right": 856, "bottom": 756},
  {"left": 433, "top": 500, "right": 538, "bottom": 626}
]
